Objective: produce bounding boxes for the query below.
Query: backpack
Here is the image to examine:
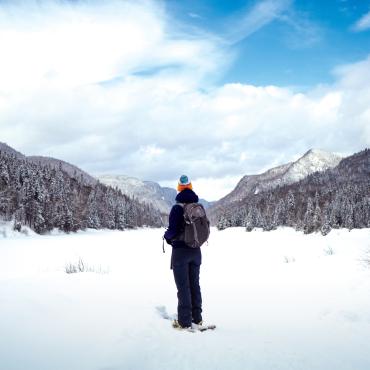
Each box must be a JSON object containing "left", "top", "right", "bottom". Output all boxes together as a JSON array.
[{"left": 179, "top": 203, "right": 210, "bottom": 248}]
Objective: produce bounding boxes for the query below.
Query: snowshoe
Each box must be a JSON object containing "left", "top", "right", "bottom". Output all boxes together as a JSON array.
[
  {"left": 191, "top": 321, "right": 216, "bottom": 332},
  {"left": 172, "top": 319, "right": 195, "bottom": 332}
]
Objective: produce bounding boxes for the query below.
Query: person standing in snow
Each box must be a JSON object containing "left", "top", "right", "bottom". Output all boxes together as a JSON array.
[{"left": 164, "top": 175, "right": 203, "bottom": 329}]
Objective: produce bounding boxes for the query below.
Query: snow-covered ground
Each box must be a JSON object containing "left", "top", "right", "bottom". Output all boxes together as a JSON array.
[{"left": 1, "top": 226, "right": 370, "bottom": 370}]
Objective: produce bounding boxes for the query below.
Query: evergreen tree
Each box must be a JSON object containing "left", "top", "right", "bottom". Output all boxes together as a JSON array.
[
  {"left": 320, "top": 204, "right": 331, "bottom": 236},
  {"left": 303, "top": 197, "right": 315, "bottom": 234}
]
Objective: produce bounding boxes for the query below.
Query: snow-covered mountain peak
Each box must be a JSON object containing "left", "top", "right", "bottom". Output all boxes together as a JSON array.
[
  {"left": 286, "top": 148, "right": 342, "bottom": 182},
  {"left": 98, "top": 174, "right": 177, "bottom": 215},
  {"left": 302, "top": 148, "right": 341, "bottom": 161},
  {"left": 98, "top": 175, "right": 212, "bottom": 214},
  {"left": 99, "top": 175, "right": 145, "bottom": 189},
  {"left": 208, "top": 148, "right": 343, "bottom": 223}
]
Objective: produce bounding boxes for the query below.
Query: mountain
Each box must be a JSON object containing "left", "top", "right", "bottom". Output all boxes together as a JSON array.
[
  {"left": 1, "top": 142, "right": 210, "bottom": 219},
  {"left": 214, "top": 149, "right": 370, "bottom": 234},
  {"left": 208, "top": 149, "right": 342, "bottom": 223},
  {"left": 98, "top": 175, "right": 176, "bottom": 215},
  {"left": 0, "top": 142, "right": 25, "bottom": 159},
  {"left": 28, "top": 156, "right": 98, "bottom": 186},
  {"left": 282, "top": 149, "right": 342, "bottom": 183},
  {"left": 0, "top": 142, "right": 98, "bottom": 186},
  {"left": 199, "top": 198, "right": 214, "bottom": 209},
  {"left": 98, "top": 175, "right": 212, "bottom": 215},
  {"left": 0, "top": 144, "right": 163, "bottom": 233}
]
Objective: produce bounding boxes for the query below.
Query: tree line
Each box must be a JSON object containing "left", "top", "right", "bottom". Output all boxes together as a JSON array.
[
  {"left": 0, "top": 150, "right": 163, "bottom": 233},
  {"left": 217, "top": 149, "right": 370, "bottom": 235}
]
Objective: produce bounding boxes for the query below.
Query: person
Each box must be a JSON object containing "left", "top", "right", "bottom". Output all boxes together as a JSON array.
[{"left": 164, "top": 175, "right": 203, "bottom": 329}]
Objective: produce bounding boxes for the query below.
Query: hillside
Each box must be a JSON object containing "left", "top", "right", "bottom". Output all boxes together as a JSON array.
[
  {"left": 99, "top": 174, "right": 212, "bottom": 215},
  {"left": 209, "top": 149, "right": 342, "bottom": 224},
  {"left": 0, "top": 145, "right": 163, "bottom": 233},
  {"left": 215, "top": 149, "right": 370, "bottom": 234},
  {"left": 98, "top": 175, "right": 176, "bottom": 215}
]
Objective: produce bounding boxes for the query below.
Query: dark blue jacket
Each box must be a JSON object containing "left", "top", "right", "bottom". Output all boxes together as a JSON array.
[{"left": 164, "top": 189, "right": 199, "bottom": 248}]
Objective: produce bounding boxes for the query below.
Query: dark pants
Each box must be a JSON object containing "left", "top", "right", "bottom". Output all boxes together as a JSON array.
[{"left": 171, "top": 248, "right": 202, "bottom": 327}]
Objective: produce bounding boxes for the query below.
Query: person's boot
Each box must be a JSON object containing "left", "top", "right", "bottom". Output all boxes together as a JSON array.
[
  {"left": 191, "top": 320, "right": 203, "bottom": 329},
  {"left": 172, "top": 319, "right": 191, "bottom": 330}
]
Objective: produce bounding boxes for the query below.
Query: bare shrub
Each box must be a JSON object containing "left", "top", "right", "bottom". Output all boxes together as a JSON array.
[
  {"left": 284, "top": 256, "right": 296, "bottom": 263},
  {"left": 324, "top": 246, "right": 335, "bottom": 255},
  {"left": 65, "top": 258, "right": 108, "bottom": 274},
  {"left": 360, "top": 248, "right": 370, "bottom": 268}
]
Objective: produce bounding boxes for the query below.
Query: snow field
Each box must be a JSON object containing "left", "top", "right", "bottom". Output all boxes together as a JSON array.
[{"left": 0, "top": 226, "right": 370, "bottom": 370}]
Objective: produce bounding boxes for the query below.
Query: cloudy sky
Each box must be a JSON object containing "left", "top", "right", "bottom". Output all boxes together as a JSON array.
[{"left": 0, "top": 0, "right": 370, "bottom": 200}]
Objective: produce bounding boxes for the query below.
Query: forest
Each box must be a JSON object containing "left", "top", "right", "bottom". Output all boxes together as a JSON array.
[
  {"left": 216, "top": 149, "right": 370, "bottom": 235},
  {"left": 0, "top": 150, "right": 163, "bottom": 233}
]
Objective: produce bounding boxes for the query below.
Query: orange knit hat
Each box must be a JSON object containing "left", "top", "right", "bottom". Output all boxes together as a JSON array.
[{"left": 177, "top": 175, "right": 193, "bottom": 192}]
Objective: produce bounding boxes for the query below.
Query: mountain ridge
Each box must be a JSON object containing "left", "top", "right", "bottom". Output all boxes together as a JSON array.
[
  {"left": 0, "top": 142, "right": 97, "bottom": 186},
  {"left": 214, "top": 148, "right": 370, "bottom": 234},
  {"left": 0, "top": 145, "right": 163, "bottom": 233},
  {"left": 98, "top": 174, "right": 212, "bottom": 215},
  {"left": 98, "top": 174, "right": 176, "bottom": 215},
  {"left": 209, "top": 148, "right": 342, "bottom": 223}
]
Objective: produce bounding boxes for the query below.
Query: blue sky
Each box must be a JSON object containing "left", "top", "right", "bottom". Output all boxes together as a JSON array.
[
  {"left": 0, "top": 0, "right": 370, "bottom": 200},
  {"left": 168, "top": 0, "right": 370, "bottom": 87}
]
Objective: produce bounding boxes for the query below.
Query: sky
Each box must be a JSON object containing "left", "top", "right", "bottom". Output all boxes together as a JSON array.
[{"left": 0, "top": 0, "right": 370, "bottom": 201}]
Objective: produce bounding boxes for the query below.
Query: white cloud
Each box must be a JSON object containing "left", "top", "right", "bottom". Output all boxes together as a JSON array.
[
  {"left": 352, "top": 10, "right": 370, "bottom": 31},
  {"left": 0, "top": 0, "right": 226, "bottom": 92},
  {"left": 224, "top": 0, "right": 321, "bottom": 49},
  {"left": 226, "top": 0, "right": 292, "bottom": 44},
  {"left": 279, "top": 10, "right": 321, "bottom": 48},
  {"left": 0, "top": 0, "right": 369, "bottom": 202},
  {"left": 188, "top": 12, "right": 202, "bottom": 19}
]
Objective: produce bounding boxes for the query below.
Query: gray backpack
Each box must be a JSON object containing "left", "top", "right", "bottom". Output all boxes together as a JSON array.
[{"left": 179, "top": 203, "right": 210, "bottom": 248}]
